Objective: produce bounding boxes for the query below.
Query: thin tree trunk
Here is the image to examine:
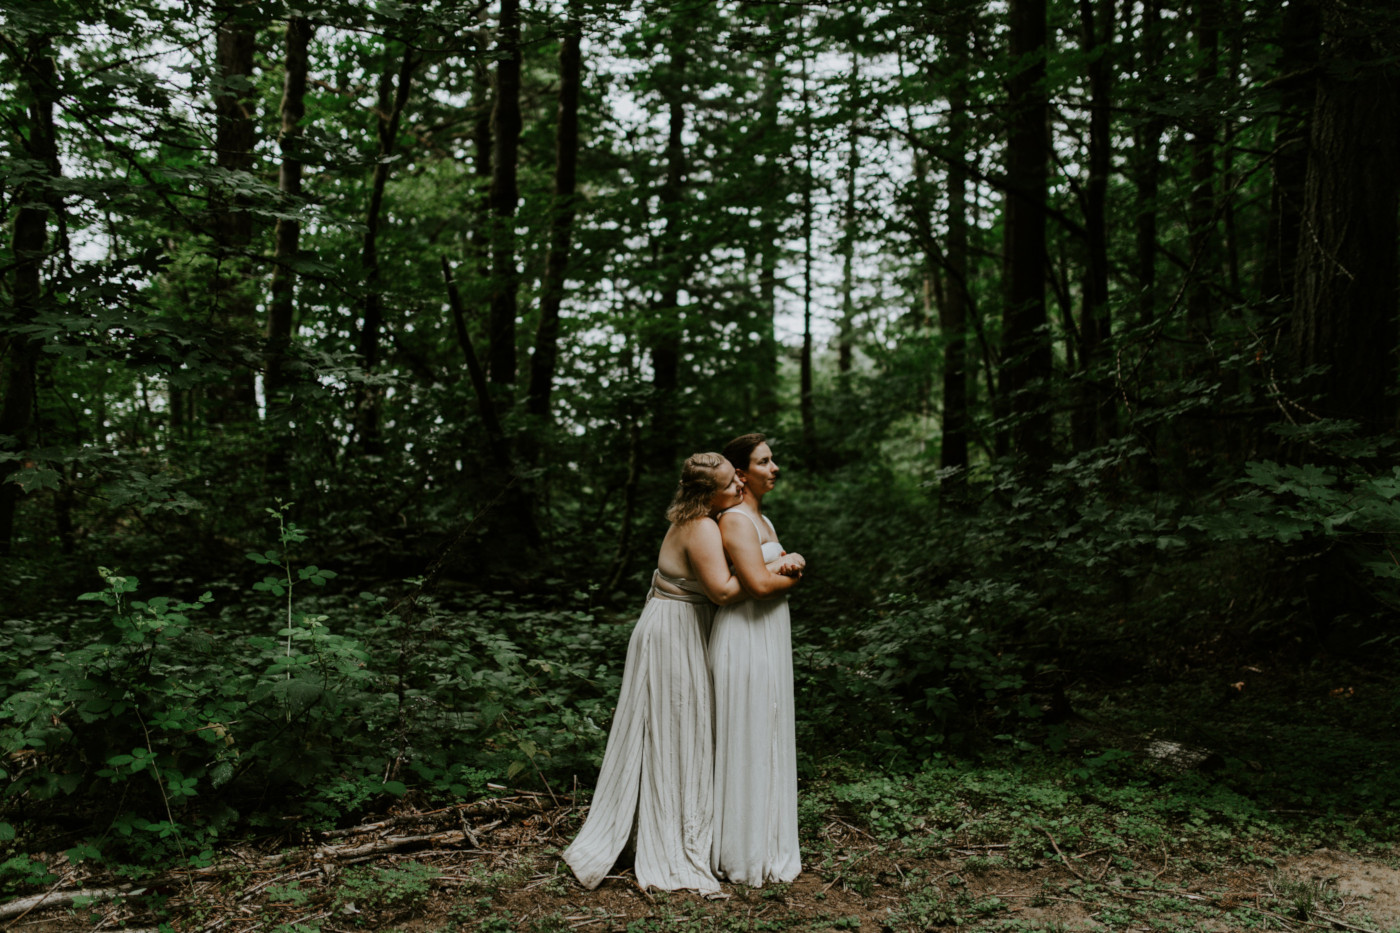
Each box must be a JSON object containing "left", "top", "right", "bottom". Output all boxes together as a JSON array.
[
  {"left": 753, "top": 40, "right": 782, "bottom": 423},
  {"left": 444, "top": 260, "right": 541, "bottom": 547},
  {"left": 1260, "top": 0, "right": 1320, "bottom": 309},
  {"left": 208, "top": 6, "right": 258, "bottom": 425},
  {"left": 940, "top": 20, "right": 971, "bottom": 476},
  {"left": 354, "top": 41, "right": 417, "bottom": 452},
  {"left": 837, "top": 57, "right": 860, "bottom": 376},
  {"left": 1185, "top": 0, "right": 1219, "bottom": 341},
  {"left": 488, "top": 0, "right": 523, "bottom": 390},
  {"left": 0, "top": 39, "right": 58, "bottom": 556},
  {"left": 1074, "top": 0, "right": 1116, "bottom": 451},
  {"left": 266, "top": 16, "right": 313, "bottom": 487},
  {"left": 799, "top": 50, "right": 816, "bottom": 454},
  {"left": 1132, "top": 0, "right": 1164, "bottom": 327},
  {"left": 999, "top": 0, "right": 1052, "bottom": 461},
  {"left": 650, "top": 30, "right": 687, "bottom": 468},
  {"left": 527, "top": 1, "right": 583, "bottom": 422}
]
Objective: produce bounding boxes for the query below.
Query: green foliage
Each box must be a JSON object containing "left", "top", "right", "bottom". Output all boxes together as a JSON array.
[{"left": 334, "top": 861, "right": 438, "bottom": 921}]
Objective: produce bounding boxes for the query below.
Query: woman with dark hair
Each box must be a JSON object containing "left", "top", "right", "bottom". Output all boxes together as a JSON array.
[
  {"left": 563, "top": 451, "right": 791, "bottom": 893},
  {"left": 710, "top": 433, "right": 806, "bottom": 886}
]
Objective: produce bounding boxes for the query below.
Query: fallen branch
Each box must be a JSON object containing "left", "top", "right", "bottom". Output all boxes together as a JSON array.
[{"left": 0, "top": 885, "right": 137, "bottom": 923}]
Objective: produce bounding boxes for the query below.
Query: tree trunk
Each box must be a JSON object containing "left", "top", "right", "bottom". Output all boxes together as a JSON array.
[
  {"left": 1185, "top": 0, "right": 1219, "bottom": 341},
  {"left": 208, "top": 6, "right": 259, "bottom": 425},
  {"left": 1260, "top": 0, "right": 1320, "bottom": 309},
  {"left": 1073, "top": 0, "right": 1117, "bottom": 452},
  {"left": 265, "top": 16, "right": 314, "bottom": 487},
  {"left": 354, "top": 41, "right": 417, "bottom": 452},
  {"left": 488, "top": 0, "right": 523, "bottom": 390},
  {"left": 753, "top": 41, "right": 782, "bottom": 423},
  {"left": 799, "top": 51, "right": 816, "bottom": 454},
  {"left": 998, "top": 0, "right": 1052, "bottom": 461},
  {"left": 526, "top": 1, "right": 582, "bottom": 422},
  {"left": 0, "top": 39, "right": 57, "bottom": 556},
  {"left": 1290, "top": 0, "right": 1399, "bottom": 431},
  {"left": 837, "top": 58, "right": 860, "bottom": 376},
  {"left": 1132, "top": 0, "right": 1164, "bottom": 327},
  {"left": 650, "top": 31, "right": 687, "bottom": 469},
  {"left": 940, "top": 21, "right": 971, "bottom": 476}
]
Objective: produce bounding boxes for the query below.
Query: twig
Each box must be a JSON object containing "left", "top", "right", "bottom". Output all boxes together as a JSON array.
[{"left": 1041, "top": 829, "right": 1088, "bottom": 883}]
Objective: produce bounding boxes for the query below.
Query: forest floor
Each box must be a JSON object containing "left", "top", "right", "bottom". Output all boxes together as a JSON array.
[
  {"left": 6, "top": 795, "right": 1399, "bottom": 933},
  {"left": 6, "top": 654, "right": 1399, "bottom": 933}
]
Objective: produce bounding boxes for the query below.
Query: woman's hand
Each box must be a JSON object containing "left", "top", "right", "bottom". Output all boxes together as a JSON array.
[{"left": 766, "top": 553, "right": 804, "bottom": 577}]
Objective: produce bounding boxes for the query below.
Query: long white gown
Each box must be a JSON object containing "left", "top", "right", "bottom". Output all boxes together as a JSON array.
[
  {"left": 561, "top": 569, "right": 720, "bottom": 893},
  {"left": 709, "top": 508, "right": 801, "bottom": 886}
]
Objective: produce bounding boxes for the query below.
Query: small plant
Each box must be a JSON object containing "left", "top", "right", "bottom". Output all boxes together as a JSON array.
[{"left": 334, "top": 860, "right": 438, "bottom": 922}]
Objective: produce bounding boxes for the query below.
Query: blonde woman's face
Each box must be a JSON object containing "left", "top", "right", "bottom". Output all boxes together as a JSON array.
[{"left": 709, "top": 462, "right": 744, "bottom": 512}]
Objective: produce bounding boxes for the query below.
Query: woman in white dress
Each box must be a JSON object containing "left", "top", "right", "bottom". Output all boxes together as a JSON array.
[
  {"left": 710, "top": 433, "right": 806, "bottom": 886},
  {"left": 563, "top": 451, "right": 790, "bottom": 893}
]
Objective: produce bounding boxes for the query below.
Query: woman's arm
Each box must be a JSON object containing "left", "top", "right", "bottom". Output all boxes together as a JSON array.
[
  {"left": 687, "top": 520, "right": 748, "bottom": 605},
  {"left": 719, "top": 512, "right": 801, "bottom": 599}
]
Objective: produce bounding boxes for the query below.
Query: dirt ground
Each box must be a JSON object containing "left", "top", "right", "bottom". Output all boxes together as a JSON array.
[{"left": 5, "top": 797, "right": 1399, "bottom": 933}]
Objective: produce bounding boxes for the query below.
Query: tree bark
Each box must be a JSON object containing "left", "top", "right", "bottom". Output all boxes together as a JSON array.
[
  {"left": 354, "top": 41, "right": 418, "bottom": 452},
  {"left": 266, "top": 16, "right": 314, "bottom": 487},
  {"left": 1260, "top": 0, "right": 1320, "bottom": 309},
  {"left": 1290, "top": 0, "right": 1400, "bottom": 431},
  {"left": 488, "top": 0, "right": 523, "bottom": 389},
  {"left": 526, "top": 2, "right": 583, "bottom": 422},
  {"left": 1073, "top": 0, "right": 1117, "bottom": 451},
  {"left": 799, "top": 51, "right": 816, "bottom": 454},
  {"left": 1132, "top": 0, "right": 1164, "bottom": 327},
  {"left": 1185, "top": 0, "right": 1219, "bottom": 341},
  {"left": 940, "top": 21, "right": 972, "bottom": 476},
  {"left": 650, "top": 30, "right": 687, "bottom": 468},
  {"left": 753, "top": 39, "right": 782, "bottom": 423},
  {"left": 207, "top": 6, "right": 259, "bottom": 425},
  {"left": 837, "top": 58, "right": 860, "bottom": 376},
  {"left": 998, "top": 0, "right": 1052, "bottom": 461},
  {"left": 0, "top": 39, "right": 58, "bottom": 556}
]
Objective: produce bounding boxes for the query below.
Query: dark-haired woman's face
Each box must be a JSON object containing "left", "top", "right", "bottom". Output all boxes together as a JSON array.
[
  {"left": 708, "top": 462, "right": 744, "bottom": 512},
  {"left": 738, "top": 443, "right": 778, "bottom": 496}
]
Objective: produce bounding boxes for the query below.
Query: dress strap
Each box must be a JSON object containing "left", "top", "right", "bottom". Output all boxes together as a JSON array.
[{"left": 721, "top": 506, "right": 772, "bottom": 543}]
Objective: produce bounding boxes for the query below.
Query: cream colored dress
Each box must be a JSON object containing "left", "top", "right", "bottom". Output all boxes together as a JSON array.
[
  {"left": 709, "top": 508, "right": 801, "bottom": 886},
  {"left": 562, "top": 569, "right": 720, "bottom": 893}
]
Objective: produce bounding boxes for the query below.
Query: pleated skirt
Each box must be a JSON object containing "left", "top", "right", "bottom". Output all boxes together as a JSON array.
[
  {"left": 562, "top": 593, "right": 720, "bottom": 893},
  {"left": 709, "top": 595, "right": 801, "bottom": 886}
]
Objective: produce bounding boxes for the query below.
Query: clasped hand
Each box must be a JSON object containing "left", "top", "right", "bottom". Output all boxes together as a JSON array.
[{"left": 771, "top": 551, "right": 806, "bottom": 578}]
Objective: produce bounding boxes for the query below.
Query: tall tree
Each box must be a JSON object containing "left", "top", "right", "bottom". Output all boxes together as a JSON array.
[
  {"left": 354, "top": 39, "right": 419, "bottom": 451},
  {"left": 836, "top": 56, "right": 860, "bottom": 376},
  {"left": 1130, "top": 0, "right": 1165, "bottom": 328},
  {"left": 527, "top": 0, "right": 583, "bottom": 423},
  {"left": 1259, "top": 0, "right": 1321, "bottom": 309},
  {"left": 265, "top": 15, "right": 314, "bottom": 487},
  {"left": 798, "top": 39, "right": 816, "bottom": 453},
  {"left": 0, "top": 34, "right": 59, "bottom": 555},
  {"left": 1184, "top": 0, "right": 1219, "bottom": 341},
  {"left": 998, "top": 0, "right": 1052, "bottom": 460},
  {"left": 488, "top": 0, "right": 523, "bottom": 389},
  {"left": 1290, "top": 0, "right": 1399, "bottom": 430},
  {"left": 207, "top": 3, "right": 259, "bottom": 424},
  {"left": 1073, "top": 0, "right": 1117, "bottom": 450},
  {"left": 939, "top": 12, "right": 973, "bottom": 475},
  {"left": 649, "top": 22, "right": 687, "bottom": 466}
]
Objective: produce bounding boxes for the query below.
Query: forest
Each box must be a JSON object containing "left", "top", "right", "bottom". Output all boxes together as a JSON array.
[{"left": 2, "top": 0, "right": 1400, "bottom": 929}]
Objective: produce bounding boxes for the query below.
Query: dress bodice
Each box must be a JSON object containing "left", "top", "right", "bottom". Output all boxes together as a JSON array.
[
  {"left": 721, "top": 507, "right": 783, "bottom": 562},
  {"left": 650, "top": 568, "right": 709, "bottom": 604}
]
